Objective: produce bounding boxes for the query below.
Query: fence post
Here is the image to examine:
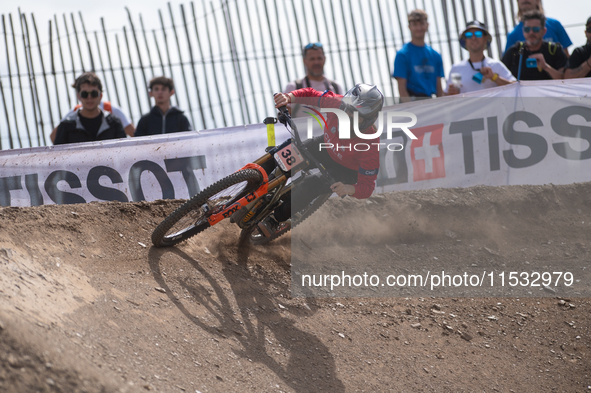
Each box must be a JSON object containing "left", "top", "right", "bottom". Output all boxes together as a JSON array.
[
  {"left": 123, "top": 25, "right": 145, "bottom": 118},
  {"left": 246, "top": 0, "right": 275, "bottom": 116},
  {"left": 63, "top": 14, "right": 77, "bottom": 104},
  {"left": 0, "top": 75, "right": 12, "bottom": 149},
  {"left": 71, "top": 13, "right": 86, "bottom": 72},
  {"left": 252, "top": 0, "right": 279, "bottom": 103},
  {"left": 180, "top": 3, "right": 206, "bottom": 129},
  {"left": 205, "top": 0, "right": 235, "bottom": 126},
  {"left": 32, "top": 14, "right": 55, "bottom": 130},
  {"left": 188, "top": 2, "right": 215, "bottom": 127},
  {"left": 167, "top": 3, "right": 196, "bottom": 128},
  {"left": 376, "top": 0, "right": 397, "bottom": 97},
  {"left": 115, "top": 33, "right": 135, "bottom": 125},
  {"left": 2, "top": 15, "right": 22, "bottom": 148},
  {"left": 125, "top": 8, "right": 151, "bottom": 108},
  {"left": 221, "top": 0, "right": 249, "bottom": 125},
  {"left": 229, "top": 0, "right": 262, "bottom": 122},
  {"left": 139, "top": 14, "right": 156, "bottom": 77},
  {"left": 49, "top": 21, "right": 63, "bottom": 120},
  {"left": 101, "top": 18, "right": 123, "bottom": 107},
  {"left": 157, "top": 10, "right": 179, "bottom": 107},
  {"left": 20, "top": 11, "right": 44, "bottom": 146}
]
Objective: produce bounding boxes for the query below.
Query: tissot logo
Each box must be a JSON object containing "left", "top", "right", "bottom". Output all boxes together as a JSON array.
[{"left": 302, "top": 106, "right": 418, "bottom": 152}]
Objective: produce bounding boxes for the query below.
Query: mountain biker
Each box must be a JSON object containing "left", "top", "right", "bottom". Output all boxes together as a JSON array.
[{"left": 258, "top": 84, "right": 384, "bottom": 236}]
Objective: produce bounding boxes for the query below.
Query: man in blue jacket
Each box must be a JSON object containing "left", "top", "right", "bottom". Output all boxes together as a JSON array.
[{"left": 135, "top": 77, "right": 192, "bottom": 136}]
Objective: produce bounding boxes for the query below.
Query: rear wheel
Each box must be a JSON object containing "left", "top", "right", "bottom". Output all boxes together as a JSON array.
[
  {"left": 241, "top": 191, "right": 331, "bottom": 245},
  {"left": 152, "top": 169, "right": 262, "bottom": 247}
]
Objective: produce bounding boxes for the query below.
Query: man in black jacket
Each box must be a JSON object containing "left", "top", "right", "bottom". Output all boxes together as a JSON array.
[
  {"left": 502, "top": 10, "right": 567, "bottom": 81},
  {"left": 134, "top": 77, "right": 192, "bottom": 136},
  {"left": 54, "top": 73, "right": 126, "bottom": 145}
]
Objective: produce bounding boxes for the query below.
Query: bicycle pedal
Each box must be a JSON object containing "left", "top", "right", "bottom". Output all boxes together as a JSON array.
[{"left": 257, "top": 221, "right": 273, "bottom": 238}]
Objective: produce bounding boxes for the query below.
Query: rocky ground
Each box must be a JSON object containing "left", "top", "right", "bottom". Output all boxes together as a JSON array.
[{"left": 0, "top": 183, "right": 590, "bottom": 392}]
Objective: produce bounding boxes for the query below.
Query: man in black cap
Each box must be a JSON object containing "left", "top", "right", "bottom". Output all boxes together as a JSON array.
[
  {"left": 446, "top": 21, "right": 515, "bottom": 94},
  {"left": 564, "top": 17, "right": 591, "bottom": 79}
]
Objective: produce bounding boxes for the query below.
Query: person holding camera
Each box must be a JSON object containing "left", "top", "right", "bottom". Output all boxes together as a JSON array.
[
  {"left": 446, "top": 21, "right": 515, "bottom": 95},
  {"left": 502, "top": 11, "right": 567, "bottom": 80},
  {"left": 504, "top": 0, "right": 571, "bottom": 56}
]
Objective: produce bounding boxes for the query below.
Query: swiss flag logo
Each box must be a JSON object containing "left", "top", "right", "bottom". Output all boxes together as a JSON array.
[{"left": 410, "top": 124, "right": 446, "bottom": 181}]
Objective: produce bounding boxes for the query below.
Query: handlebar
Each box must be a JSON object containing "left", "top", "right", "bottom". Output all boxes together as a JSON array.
[{"left": 273, "top": 96, "right": 337, "bottom": 189}]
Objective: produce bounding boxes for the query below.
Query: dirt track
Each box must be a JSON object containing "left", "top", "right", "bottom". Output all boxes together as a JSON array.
[{"left": 0, "top": 183, "right": 590, "bottom": 392}]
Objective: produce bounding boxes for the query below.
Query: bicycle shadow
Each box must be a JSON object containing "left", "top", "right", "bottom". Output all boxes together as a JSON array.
[{"left": 147, "top": 239, "right": 345, "bottom": 392}]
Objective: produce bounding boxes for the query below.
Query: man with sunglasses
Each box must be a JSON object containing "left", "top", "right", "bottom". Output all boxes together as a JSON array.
[
  {"left": 564, "top": 17, "right": 591, "bottom": 79},
  {"left": 50, "top": 72, "right": 135, "bottom": 143},
  {"left": 54, "top": 73, "right": 126, "bottom": 145},
  {"left": 502, "top": 11, "right": 567, "bottom": 81},
  {"left": 504, "top": 0, "right": 571, "bottom": 57},
  {"left": 446, "top": 21, "right": 515, "bottom": 95},
  {"left": 283, "top": 42, "right": 343, "bottom": 117}
]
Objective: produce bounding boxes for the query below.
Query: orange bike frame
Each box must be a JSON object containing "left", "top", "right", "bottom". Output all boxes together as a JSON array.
[{"left": 207, "top": 163, "right": 270, "bottom": 226}]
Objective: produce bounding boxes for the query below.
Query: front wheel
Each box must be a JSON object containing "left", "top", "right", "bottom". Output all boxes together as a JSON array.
[
  {"left": 151, "top": 169, "right": 263, "bottom": 247},
  {"left": 241, "top": 191, "right": 332, "bottom": 245}
]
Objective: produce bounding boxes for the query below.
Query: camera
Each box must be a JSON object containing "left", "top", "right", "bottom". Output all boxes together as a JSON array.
[
  {"left": 526, "top": 58, "right": 538, "bottom": 68},
  {"left": 472, "top": 72, "right": 484, "bottom": 84}
]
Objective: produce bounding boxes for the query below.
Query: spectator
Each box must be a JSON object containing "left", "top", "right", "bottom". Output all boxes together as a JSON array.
[
  {"left": 446, "top": 21, "right": 515, "bottom": 95},
  {"left": 502, "top": 11, "right": 567, "bottom": 81},
  {"left": 283, "top": 42, "right": 343, "bottom": 117},
  {"left": 504, "top": 0, "right": 571, "bottom": 56},
  {"left": 134, "top": 76, "right": 192, "bottom": 137},
  {"left": 50, "top": 72, "right": 134, "bottom": 143},
  {"left": 393, "top": 9, "right": 444, "bottom": 101},
  {"left": 564, "top": 17, "right": 591, "bottom": 79},
  {"left": 53, "top": 73, "right": 126, "bottom": 145}
]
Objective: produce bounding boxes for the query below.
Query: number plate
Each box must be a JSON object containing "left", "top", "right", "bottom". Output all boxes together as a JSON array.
[{"left": 274, "top": 143, "right": 305, "bottom": 172}]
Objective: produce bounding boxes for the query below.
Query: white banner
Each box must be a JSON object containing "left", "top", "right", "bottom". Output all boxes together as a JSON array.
[
  {"left": 375, "top": 94, "right": 591, "bottom": 193},
  {"left": 0, "top": 124, "right": 291, "bottom": 207},
  {"left": 1, "top": 78, "right": 591, "bottom": 207}
]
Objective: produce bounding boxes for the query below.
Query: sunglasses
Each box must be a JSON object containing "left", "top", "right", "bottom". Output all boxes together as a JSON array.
[
  {"left": 304, "top": 42, "right": 323, "bottom": 51},
  {"left": 303, "top": 42, "right": 323, "bottom": 56},
  {"left": 523, "top": 26, "right": 542, "bottom": 33},
  {"left": 464, "top": 31, "right": 484, "bottom": 39},
  {"left": 80, "top": 90, "right": 100, "bottom": 98},
  {"left": 586, "top": 27, "right": 591, "bottom": 33}
]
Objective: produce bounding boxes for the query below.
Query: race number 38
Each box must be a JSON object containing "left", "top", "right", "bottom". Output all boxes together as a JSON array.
[{"left": 275, "top": 144, "right": 304, "bottom": 171}]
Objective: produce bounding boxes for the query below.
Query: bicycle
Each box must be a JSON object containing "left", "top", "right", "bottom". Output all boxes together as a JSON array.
[{"left": 151, "top": 103, "right": 335, "bottom": 247}]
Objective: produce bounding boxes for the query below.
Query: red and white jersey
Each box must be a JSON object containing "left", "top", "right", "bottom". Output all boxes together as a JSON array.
[{"left": 291, "top": 88, "right": 380, "bottom": 199}]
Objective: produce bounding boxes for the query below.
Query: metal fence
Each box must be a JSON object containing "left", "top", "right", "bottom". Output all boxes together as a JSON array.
[{"left": 0, "top": 0, "right": 518, "bottom": 150}]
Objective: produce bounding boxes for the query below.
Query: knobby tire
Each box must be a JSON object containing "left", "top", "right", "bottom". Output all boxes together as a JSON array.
[{"left": 151, "top": 169, "right": 262, "bottom": 247}]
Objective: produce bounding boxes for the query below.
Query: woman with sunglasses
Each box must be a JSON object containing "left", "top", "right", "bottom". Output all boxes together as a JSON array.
[
  {"left": 504, "top": 0, "right": 571, "bottom": 56},
  {"left": 54, "top": 73, "right": 126, "bottom": 145},
  {"left": 446, "top": 21, "right": 515, "bottom": 95},
  {"left": 502, "top": 11, "right": 568, "bottom": 81}
]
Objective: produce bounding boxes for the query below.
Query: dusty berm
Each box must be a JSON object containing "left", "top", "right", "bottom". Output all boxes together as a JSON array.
[{"left": 0, "top": 183, "right": 589, "bottom": 392}]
